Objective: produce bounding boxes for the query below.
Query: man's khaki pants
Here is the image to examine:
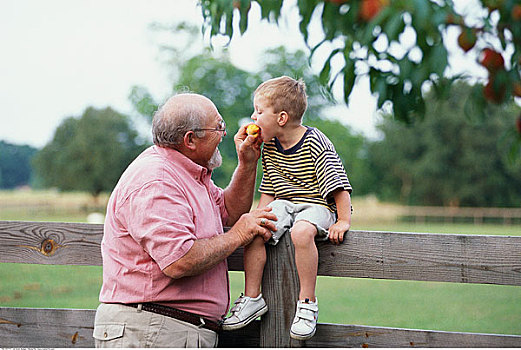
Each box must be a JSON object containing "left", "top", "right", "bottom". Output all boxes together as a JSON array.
[{"left": 93, "top": 303, "right": 218, "bottom": 348}]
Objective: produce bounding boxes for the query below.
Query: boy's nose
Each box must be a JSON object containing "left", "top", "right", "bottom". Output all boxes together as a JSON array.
[{"left": 251, "top": 113, "right": 257, "bottom": 120}]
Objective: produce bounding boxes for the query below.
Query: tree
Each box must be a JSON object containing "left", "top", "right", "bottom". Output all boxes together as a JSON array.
[
  {"left": 33, "top": 107, "right": 146, "bottom": 197},
  {"left": 368, "top": 81, "right": 521, "bottom": 206},
  {"left": 131, "top": 41, "right": 372, "bottom": 194},
  {"left": 200, "top": 0, "right": 521, "bottom": 151},
  {"left": 0, "top": 141, "right": 37, "bottom": 189}
]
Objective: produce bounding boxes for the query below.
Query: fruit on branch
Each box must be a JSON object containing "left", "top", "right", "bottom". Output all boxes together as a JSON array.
[
  {"left": 513, "top": 5, "right": 521, "bottom": 20},
  {"left": 483, "top": 78, "right": 506, "bottom": 104},
  {"left": 479, "top": 48, "right": 505, "bottom": 72},
  {"left": 482, "top": 0, "right": 504, "bottom": 12},
  {"left": 516, "top": 115, "right": 521, "bottom": 135},
  {"left": 359, "top": 0, "right": 389, "bottom": 21},
  {"left": 457, "top": 28, "right": 477, "bottom": 52},
  {"left": 233, "top": 0, "right": 251, "bottom": 11},
  {"left": 446, "top": 13, "right": 463, "bottom": 25},
  {"left": 513, "top": 81, "right": 521, "bottom": 98}
]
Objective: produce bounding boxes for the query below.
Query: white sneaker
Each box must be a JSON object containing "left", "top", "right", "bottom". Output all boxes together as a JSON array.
[
  {"left": 290, "top": 298, "right": 318, "bottom": 340},
  {"left": 222, "top": 293, "right": 268, "bottom": 331}
]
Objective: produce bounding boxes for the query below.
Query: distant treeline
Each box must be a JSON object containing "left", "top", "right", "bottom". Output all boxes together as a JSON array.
[
  {"left": 3, "top": 43, "right": 521, "bottom": 208},
  {"left": 3, "top": 81, "right": 521, "bottom": 208},
  {"left": 0, "top": 141, "right": 37, "bottom": 189}
]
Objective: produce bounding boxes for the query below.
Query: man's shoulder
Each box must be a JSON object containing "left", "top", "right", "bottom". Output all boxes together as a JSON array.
[{"left": 116, "top": 147, "right": 181, "bottom": 196}]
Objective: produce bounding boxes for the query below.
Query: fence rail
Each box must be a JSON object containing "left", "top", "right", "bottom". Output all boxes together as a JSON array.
[
  {"left": 0, "top": 220, "right": 520, "bottom": 347},
  {"left": 402, "top": 206, "right": 521, "bottom": 224}
]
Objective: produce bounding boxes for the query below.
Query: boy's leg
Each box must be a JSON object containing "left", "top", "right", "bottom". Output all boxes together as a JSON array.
[
  {"left": 244, "top": 235, "right": 266, "bottom": 298},
  {"left": 290, "top": 220, "right": 319, "bottom": 301}
]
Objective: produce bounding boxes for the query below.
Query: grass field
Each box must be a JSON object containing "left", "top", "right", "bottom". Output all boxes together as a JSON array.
[{"left": 0, "top": 190, "right": 520, "bottom": 335}]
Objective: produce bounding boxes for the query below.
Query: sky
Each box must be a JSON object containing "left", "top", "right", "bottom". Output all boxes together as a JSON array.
[
  {"left": 0, "top": 0, "right": 386, "bottom": 149},
  {"left": 0, "top": 0, "right": 488, "bottom": 149}
]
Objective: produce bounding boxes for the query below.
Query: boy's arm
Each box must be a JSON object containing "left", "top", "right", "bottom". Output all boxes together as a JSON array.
[
  {"left": 257, "top": 193, "right": 275, "bottom": 209},
  {"left": 328, "top": 189, "right": 352, "bottom": 245}
]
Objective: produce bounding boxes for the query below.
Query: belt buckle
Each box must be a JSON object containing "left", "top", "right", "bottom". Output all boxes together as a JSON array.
[{"left": 197, "top": 317, "right": 206, "bottom": 329}]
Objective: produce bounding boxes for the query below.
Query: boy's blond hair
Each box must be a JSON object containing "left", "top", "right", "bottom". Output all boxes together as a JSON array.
[{"left": 254, "top": 76, "right": 308, "bottom": 121}]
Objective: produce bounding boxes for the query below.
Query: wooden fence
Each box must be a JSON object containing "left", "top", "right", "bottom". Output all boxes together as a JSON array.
[
  {"left": 0, "top": 220, "right": 520, "bottom": 347},
  {"left": 401, "top": 206, "right": 521, "bottom": 225}
]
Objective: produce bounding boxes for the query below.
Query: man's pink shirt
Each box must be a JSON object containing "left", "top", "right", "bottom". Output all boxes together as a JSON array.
[{"left": 99, "top": 145, "right": 230, "bottom": 321}]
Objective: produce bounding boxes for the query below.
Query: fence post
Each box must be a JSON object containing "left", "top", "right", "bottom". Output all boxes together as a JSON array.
[{"left": 260, "top": 233, "right": 304, "bottom": 347}]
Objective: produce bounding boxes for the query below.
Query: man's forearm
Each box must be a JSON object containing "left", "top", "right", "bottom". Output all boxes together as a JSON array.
[
  {"left": 163, "top": 231, "right": 241, "bottom": 279},
  {"left": 224, "top": 161, "right": 257, "bottom": 225}
]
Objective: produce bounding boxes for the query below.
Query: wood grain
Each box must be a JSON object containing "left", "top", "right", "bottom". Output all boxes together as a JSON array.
[
  {"left": 0, "top": 221, "right": 103, "bottom": 266},
  {"left": 260, "top": 233, "right": 303, "bottom": 347},
  {"left": 1, "top": 221, "right": 519, "bottom": 286},
  {"left": 316, "top": 230, "right": 521, "bottom": 285},
  {"left": 0, "top": 307, "right": 96, "bottom": 347},
  {"left": 2, "top": 308, "right": 519, "bottom": 348}
]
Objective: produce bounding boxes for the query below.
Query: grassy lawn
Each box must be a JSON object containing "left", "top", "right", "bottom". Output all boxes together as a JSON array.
[{"left": 0, "top": 191, "right": 519, "bottom": 335}]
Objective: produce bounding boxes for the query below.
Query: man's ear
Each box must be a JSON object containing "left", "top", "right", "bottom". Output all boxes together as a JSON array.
[
  {"left": 183, "top": 131, "right": 197, "bottom": 150},
  {"left": 277, "top": 111, "right": 289, "bottom": 126}
]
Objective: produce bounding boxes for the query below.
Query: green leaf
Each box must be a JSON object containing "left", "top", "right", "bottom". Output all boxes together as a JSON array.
[
  {"left": 342, "top": 57, "right": 356, "bottom": 104},
  {"left": 319, "top": 48, "right": 342, "bottom": 84},
  {"left": 428, "top": 44, "right": 448, "bottom": 77},
  {"left": 463, "top": 84, "right": 487, "bottom": 122},
  {"left": 384, "top": 12, "right": 405, "bottom": 42}
]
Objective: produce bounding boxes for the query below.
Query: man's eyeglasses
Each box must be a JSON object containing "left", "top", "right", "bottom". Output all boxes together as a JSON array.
[{"left": 193, "top": 120, "right": 226, "bottom": 135}]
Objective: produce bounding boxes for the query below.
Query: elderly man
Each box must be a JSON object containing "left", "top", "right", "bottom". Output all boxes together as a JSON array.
[{"left": 93, "top": 93, "right": 276, "bottom": 348}]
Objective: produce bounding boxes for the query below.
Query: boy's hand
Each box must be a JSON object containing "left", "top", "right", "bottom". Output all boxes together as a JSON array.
[{"left": 328, "top": 219, "right": 350, "bottom": 245}]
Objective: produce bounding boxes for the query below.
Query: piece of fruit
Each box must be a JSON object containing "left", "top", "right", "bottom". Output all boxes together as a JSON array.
[
  {"left": 483, "top": 78, "right": 506, "bottom": 104},
  {"left": 457, "top": 28, "right": 477, "bottom": 52},
  {"left": 479, "top": 48, "right": 504, "bottom": 72},
  {"left": 513, "top": 81, "right": 521, "bottom": 98},
  {"left": 516, "top": 115, "right": 521, "bottom": 135},
  {"left": 513, "top": 5, "right": 521, "bottom": 20},
  {"left": 359, "top": 0, "right": 389, "bottom": 21},
  {"left": 246, "top": 123, "right": 260, "bottom": 136}
]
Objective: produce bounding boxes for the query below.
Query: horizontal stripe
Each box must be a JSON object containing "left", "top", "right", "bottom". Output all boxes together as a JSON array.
[{"left": 260, "top": 127, "right": 351, "bottom": 212}]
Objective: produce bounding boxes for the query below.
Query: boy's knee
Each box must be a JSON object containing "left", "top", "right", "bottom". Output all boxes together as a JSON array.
[{"left": 290, "top": 221, "right": 316, "bottom": 247}]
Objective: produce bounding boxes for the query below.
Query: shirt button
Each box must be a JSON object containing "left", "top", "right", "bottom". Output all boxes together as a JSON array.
[{"left": 104, "top": 332, "right": 108, "bottom": 338}]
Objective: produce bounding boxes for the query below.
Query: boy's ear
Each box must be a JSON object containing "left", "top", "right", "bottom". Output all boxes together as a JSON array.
[{"left": 277, "top": 111, "right": 289, "bottom": 126}]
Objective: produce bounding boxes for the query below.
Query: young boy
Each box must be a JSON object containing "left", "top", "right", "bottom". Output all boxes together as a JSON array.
[{"left": 222, "top": 76, "right": 352, "bottom": 340}]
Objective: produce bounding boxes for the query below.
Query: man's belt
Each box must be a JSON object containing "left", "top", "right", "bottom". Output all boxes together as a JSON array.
[{"left": 126, "top": 302, "right": 222, "bottom": 332}]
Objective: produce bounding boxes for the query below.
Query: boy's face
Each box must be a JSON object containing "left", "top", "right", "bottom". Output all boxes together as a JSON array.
[{"left": 251, "top": 94, "right": 280, "bottom": 142}]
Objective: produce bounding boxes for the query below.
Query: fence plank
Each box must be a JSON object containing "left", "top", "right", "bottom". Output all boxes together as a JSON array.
[
  {"left": 259, "top": 233, "right": 303, "bottom": 347},
  {"left": 0, "top": 221, "right": 103, "bottom": 266},
  {"left": 0, "top": 307, "right": 95, "bottom": 347},
  {"left": 308, "top": 323, "right": 521, "bottom": 348},
  {"left": 315, "top": 230, "right": 521, "bottom": 286},
  {"left": 1, "top": 221, "right": 520, "bottom": 286},
  {"left": 2, "top": 308, "right": 519, "bottom": 348}
]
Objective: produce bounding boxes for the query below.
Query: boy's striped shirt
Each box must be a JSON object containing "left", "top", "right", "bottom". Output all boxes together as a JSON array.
[{"left": 259, "top": 127, "right": 352, "bottom": 212}]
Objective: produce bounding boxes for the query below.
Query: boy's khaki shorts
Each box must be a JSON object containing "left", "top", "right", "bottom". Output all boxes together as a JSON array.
[{"left": 267, "top": 199, "right": 336, "bottom": 245}]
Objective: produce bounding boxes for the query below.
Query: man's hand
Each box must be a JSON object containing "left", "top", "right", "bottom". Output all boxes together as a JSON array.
[
  {"left": 234, "top": 124, "right": 263, "bottom": 167},
  {"left": 328, "top": 219, "right": 350, "bottom": 245},
  {"left": 228, "top": 207, "right": 277, "bottom": 246}
]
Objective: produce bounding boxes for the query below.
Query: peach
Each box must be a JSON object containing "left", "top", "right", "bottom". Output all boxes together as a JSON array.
[{"left": 246, "top": 123, "right": 260, "bottom": 137}]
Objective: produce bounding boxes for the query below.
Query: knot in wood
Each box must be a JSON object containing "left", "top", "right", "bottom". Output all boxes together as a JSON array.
[{"left": 41, "top": 238, "right": 58, "bottom": 256}]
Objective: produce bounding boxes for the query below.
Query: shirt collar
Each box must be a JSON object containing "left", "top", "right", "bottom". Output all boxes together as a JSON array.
[{"left": 153, "top": 145, "right": 211, "bottom": 181}]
